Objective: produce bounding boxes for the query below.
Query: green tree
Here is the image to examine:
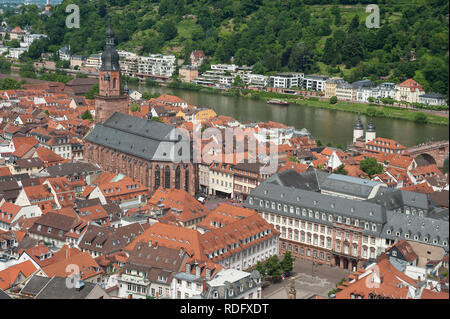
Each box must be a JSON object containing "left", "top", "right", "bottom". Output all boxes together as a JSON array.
[
  {"left": 0, "top": 57, "right": 12, "bottom": 74},
  {"left": 333, "top": 164, "right": 348, "bottom": 175},
  {"left": 85, "top": 83, "right": 99, "bottom": 99},
  {"left": 360, "top": 157, "right": 384, "bottom": 178},
  {"left": 331, "top": 5, "right": 341, "bottom": 25},
  {"left": 280, "top": 252, "right": 294, "bottom": 276},
  {"left": 342, "top": 32, "right": 364, "bottom": 67},
  {"left": 130, "top": 103, "right": 141, "bottom": 112},
  {"left": 255, "top": 261, "right": 267, "bottom": 280},
  {"left": 81, "top": 110, "right": 93, "bottom": 121},
  {"left": 159, "top": 20, "right": 178, "bottom": 41},
  {"left": 232, "top": 75, "right": 244, "bottom": 87},
  {"left": 413, "top": 112, "right": 427, "bottom": 124},
  {"left": 0, "top": 78, "right": 23, "bottom": 89},
  {"left": 348, "top": 15, "right": 360, "bottom": 33},
  {"left": 265, "top": 255, "right": 282, "bottom": 282},
  {"left": 322, "top": 38, "right": 336, "bottom": 65},
  {"left": 366, "top": 107, "right": 377, "bottom": 117},
  {"left": 142, "top": 92, "right": 160, "bottom": 100},
  {"left": 19, "top": 63, "right": 36, "bottom": 79},
  {"left": 288, "top": 42, "right": 313, "bottom": 73},
  {"left": 289, "top": 156, "right": 300, "bottom": 163},
  {"left": 329, "top": 96, "right": 338, "bottom": 104}
]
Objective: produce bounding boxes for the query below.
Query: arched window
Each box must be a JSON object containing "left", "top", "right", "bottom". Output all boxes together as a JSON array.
[
  {"left": 154, "top": 165, "right": 160, "bottom": 190},
  {"left": 113, "top": 77, "right": 117, "bottom": 89},
  {"left": 185, "top": 169, "right": 189, "bottom": 192},
  {"left": 164, "top": 166, "right": 171, "bottom": 189},
  {"left": 175, "top": 166, "right": 181, "bottom": 189}
]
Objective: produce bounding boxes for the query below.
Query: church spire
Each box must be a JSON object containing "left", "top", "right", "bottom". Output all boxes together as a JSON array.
[{"left": 100, "top": 18, "right": 120, "bottom": 71}]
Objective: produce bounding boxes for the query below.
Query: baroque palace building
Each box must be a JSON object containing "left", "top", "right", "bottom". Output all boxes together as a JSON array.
[
  {"left": 84, "top": 22, "right": 197, "bottom": 195},
  {"left": 244, "top": 169, "right": 449, "bottom": 271}
]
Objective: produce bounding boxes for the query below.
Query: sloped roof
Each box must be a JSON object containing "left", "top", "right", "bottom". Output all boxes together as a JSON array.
[
  {"left": 85, "top": 112, "right": 185, "bottom": 162},
  {"left": 0, "top": 260, "right": 37, "bottom": 290}
]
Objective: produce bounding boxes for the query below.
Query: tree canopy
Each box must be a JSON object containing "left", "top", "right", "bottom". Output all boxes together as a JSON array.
[
  {"left": 2, "top": 0, "right": 448, "bottom": 98},
  {"left": 360, "top": 157, "right": 384, "bottom": 178}
]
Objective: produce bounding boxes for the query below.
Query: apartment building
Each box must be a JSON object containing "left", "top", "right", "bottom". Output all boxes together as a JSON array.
[
  {"left": 179, "top": 65, "right": 199, "bottom": 83},
  {"left": 324, "top": 77, "right": 346, "bottom": 99},
  {"left": 85, "top": 54, "right": 102, "bottom": 70},
  {"left": 241, "top": 73, "right": 269, "bottom": 87},
  {"left": 269, "top": 73, "right": 304, "bottom": 89},
  {"left": 211, "top": 64, "right": 238, "bottom": 72},
  {"left": 303, "top": 75, "right": 329, "bottom": 92},
  {"left": 336, "top": 83, "right": 357, "bottom": 101},
  {"left": 138, "top": 54, "right": 176, "bottom": 78},
  {"left": 395, "top": 79, "right": 425, "bottom": 104}
]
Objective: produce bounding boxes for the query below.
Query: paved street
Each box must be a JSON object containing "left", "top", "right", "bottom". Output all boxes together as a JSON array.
[{"left": 262, "top": 258, "right": 350, "bottom": 299}]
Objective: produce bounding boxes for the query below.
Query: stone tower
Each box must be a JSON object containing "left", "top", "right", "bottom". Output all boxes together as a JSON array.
[
  {"left": 353, "top": 115, "right": 364, "bottom": 143},
  {"left": 365, "top": 118, "right": 376, "bottom": 143},
  {"left": 95, "top": 20, "right": 128, "bottom": 123}
]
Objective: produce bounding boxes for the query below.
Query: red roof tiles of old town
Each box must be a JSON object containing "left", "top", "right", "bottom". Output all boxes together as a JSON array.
[
  {"left": 0, "top": 260, "right": 37, "bottom": 291},
  {"left": 400, "top": 182, "right": 435, "bottom": 194}
]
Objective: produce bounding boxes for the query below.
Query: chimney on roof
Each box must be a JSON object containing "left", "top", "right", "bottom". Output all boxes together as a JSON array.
[{"left": 202, "top": 280, "right": 207, "bottom": 292}]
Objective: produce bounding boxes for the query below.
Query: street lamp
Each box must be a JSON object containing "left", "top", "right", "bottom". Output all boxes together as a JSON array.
[{"left": 312, "top": 261, "right": 316, "bottom": 277}]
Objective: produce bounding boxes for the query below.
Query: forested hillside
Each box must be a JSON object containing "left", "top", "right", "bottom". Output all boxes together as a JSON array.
[{"left": 1, "top": 0, "right": 448, "bottom": 97}]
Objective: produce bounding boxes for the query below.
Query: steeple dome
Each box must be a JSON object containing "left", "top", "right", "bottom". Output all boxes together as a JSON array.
[
  {"left": 100, "top": 19, "right": 120, "bottom": 71},
  {"left": 354, "top": 116, "right": 364, "bottom": 130},
  {"left": 367, "top": 118, "right": 376, "bottom": 132}
]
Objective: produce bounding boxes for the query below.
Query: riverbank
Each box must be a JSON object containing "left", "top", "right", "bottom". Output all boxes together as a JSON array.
[
  {"left": 158, "top": 82, "right": 449, "bottom": 126},
  {"left": 289, "top": 98, "right": 449, "bottom": 126}
]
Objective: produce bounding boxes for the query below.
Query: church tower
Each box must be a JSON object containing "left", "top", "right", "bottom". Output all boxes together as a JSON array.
[{"left": 95, "top": 20, "right": 128, "bottom": 123}]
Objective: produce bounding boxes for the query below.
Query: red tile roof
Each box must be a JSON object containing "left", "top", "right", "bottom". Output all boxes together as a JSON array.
[
  {"left": 335, "top": 258, "right": 417, "bottom": 299},
  {"left": 397, "top": 78, "right": 424, "bottom": 92},
  {"left": 0, "top": 260, "right": 37, "bottom": 290},
  {"left": 150, "top": 187, "right": 210, "bottom": 224}
]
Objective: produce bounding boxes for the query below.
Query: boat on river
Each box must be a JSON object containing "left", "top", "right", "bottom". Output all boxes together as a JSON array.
[{"left": 267, "top": 99, "right": 289, "bottom": 105}]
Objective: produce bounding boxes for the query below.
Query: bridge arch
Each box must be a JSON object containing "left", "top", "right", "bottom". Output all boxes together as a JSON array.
[
  {"left": 408, "top": 141, "right": 449, "bottom": 168},
  {"left": 413, "top": 153, "right": 437, "bottom": 166}
]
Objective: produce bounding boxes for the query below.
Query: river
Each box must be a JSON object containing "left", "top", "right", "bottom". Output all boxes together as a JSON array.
[{"left": 133, "top": 84, "right": 449, "bottom": 148}]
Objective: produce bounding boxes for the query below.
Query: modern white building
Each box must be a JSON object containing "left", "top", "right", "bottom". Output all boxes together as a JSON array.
[
  {"left": 22, "top": 34, "right": 47, "bottom": 47},
  {"left": 138, "top": 54, "right": 176, "bottom": 78},
  {"left": 269, "top": 73, "right": 304, "bottom": 89},
  {"left": 303, "top": 75, "right": 329, "bottom": 92},
  {"left": 6, "top": 47, "right": 28, "bottom": 59},
  {"left": 211, "top": 64, "right": 238, "bottom": 72},
  {"left": 241, "top": 73, "right": 269, "bottom": 87}
]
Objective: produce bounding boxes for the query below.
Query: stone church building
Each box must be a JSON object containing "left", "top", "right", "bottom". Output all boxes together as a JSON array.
[{"left": 84, "top": 22, "right": 197, "bottom": 195}]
